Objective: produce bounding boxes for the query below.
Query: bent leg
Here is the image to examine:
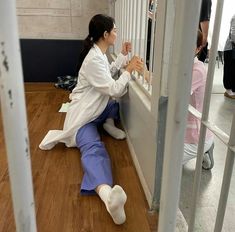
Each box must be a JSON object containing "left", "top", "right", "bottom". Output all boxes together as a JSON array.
[
  {"left": 183, "top": 143, "right": 198, "bottom": 165},
  {"left": 183, "top": 139, "right": 214, "bottom": 167},
  {"left": 101, "top": 100, "right": 126, "bottom": 139}
]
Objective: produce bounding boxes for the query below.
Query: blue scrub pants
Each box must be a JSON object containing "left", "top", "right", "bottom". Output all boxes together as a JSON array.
[{"left": 75, "top": 100, "right": 119, "bottom": 195}]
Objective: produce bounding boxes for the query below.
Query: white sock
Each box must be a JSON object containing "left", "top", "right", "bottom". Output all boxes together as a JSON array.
[
  {"left": 103, "top": 118, "right": 126, "bottom": 140},
  {"left": 98, "top": 185, "right": 127, "bottom": 225}
]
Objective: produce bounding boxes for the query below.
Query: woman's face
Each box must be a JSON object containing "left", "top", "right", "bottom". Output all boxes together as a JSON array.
[{"left": 106, "top": 24, "right": 117, "bottom": 45}]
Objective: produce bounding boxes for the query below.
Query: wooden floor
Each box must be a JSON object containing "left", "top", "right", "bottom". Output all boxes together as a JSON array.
[{"left": 0, "top": 83, "right": 158, "bottom": 232}]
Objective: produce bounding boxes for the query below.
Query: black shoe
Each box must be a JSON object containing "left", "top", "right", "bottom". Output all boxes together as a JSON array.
[{"left": 202, "top": 143, "right": 214, "bottom": 170}]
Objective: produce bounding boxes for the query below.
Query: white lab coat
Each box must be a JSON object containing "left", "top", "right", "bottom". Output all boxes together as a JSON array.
[{"left": 39, "top": 44, "right": 130, "bottom": 150}]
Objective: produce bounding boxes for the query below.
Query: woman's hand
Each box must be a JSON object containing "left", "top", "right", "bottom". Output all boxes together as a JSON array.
[
  {"left": 121, "top": 42, "right": 132, "bottom": 56},
  {"left": 125, "top": 56, "right": 144, "bottom": 74}
]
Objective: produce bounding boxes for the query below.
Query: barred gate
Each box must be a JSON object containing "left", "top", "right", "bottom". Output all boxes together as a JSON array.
[
  {"left": 112, "top": 0, "right": 235, "bottom": 231},
  {"left": 0, "top": 1, "right": 37, "bottom": 231}
]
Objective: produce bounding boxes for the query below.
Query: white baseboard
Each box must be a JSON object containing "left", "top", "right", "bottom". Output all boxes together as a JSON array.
[{"left": 125, "top": 131, "right": 153, "bottom": 208}]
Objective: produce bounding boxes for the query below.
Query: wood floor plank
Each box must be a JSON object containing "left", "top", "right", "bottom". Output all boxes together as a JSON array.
[{"left": 0, "top": 83, "right": 158, "bottom": 232}]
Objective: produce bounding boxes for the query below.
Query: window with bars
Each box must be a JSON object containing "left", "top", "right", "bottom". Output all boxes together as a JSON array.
[{"left": 113, "top": 0, "right": 158, "bottom": 95}]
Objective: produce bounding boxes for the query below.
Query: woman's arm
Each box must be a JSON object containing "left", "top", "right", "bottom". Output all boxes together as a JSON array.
[
  {"left": 85, "top": 55, "right": 131, "bottom": 98},
  {"left": 109, "top": 53, "right": 128, "bottom": 77},
  {"left": 230, "top": 15, "right": 235, "bottom": 43},
  {"left": 85, "top": 54, "right": 143, "bottom": 98},
  {"left": 109, "top": 42, "right": 131, "bottom": 76}
]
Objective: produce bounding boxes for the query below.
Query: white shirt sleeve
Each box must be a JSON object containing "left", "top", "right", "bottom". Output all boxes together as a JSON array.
[
  {"left": 84, "top": 55, "right": 131, "bottom": 98},
  {"left": 109, "top": 53, "right": 128, "bottom": 77},
  {"left": 230, "top": 15, "right": 235, "bottom": 43}
]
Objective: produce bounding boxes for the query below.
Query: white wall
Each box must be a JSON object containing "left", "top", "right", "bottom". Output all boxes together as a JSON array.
[
  {"left": 16, "top": 0, "right": 109, "bottom": 39},
  {"left": 209, "top": 0, "right": 235, "bottom": 50},
  {"left": 120, "top": 81, "right": 157, "bottom": 207}
]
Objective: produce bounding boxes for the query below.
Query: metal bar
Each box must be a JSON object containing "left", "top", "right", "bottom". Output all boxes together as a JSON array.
[
  {"left": 120, "top": 0, "right": 124, "bottom": 42},
  {"left": 127, "top": 0, "right": 130, "bottom": 42},
  {"left": 109, "top": 0, "right": 116, "bottom": 54},
  {"left": 130, "top": 0, "right": 135, "bottom": 57},
  {"left": 188, "top": 0, "right": 224, "bottom": 231},
  {"left": 188, "top": 105, "right": 235, "bottom": 152},
  {"left": 135, "top": 0, "right": 146, "bottom": 81},
  {"left": 142, "top": 0, "right": 149, "bottom": 85},
  {"left": 214, "top": 113, "right": 235, "bottom": 232},
  {"left": 148, "top": 0, "right": 157, "bottom": 91},
  {"left": 151, "top": 0, "right": 168, "bottom": 210},
  {"left": 158, "top": 0, "right": 202, "bottom": 230},
  {"left": 0, "top": 1, "right": 37, "bottom": 231},
  {"left": 139, "top": 0, "right": 146, "bottom": 60},
  {"left": 134, "top": 0, "right": 140, "bottom": 56},
  {"left": 150, "top": 0, "right": 167, "bottom": 115},
  {"left": 113, "top": 0, "right": 118, "bottom": 53},
  {"left": 159, "top": 0, "right": 176, "bottom": 97},
  {"left": 127, "top": 0, "right": 129, "bottom": 41},
  {"left": 116, "top": 0, "right": 121, "bottom": 53},
  {"left": 122, "top": 0, "right": 126, "bottom": 40}
]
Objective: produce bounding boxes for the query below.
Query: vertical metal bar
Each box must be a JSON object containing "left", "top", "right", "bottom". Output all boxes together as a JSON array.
[
  {"left": 214, "top": 114, "right": 235, "bottom": 232},
  {"left": 126, "top": 0, "right": 129, "bottom": 41},
  {"left": 134, "top": 0, "right": 140, "bottom": 56},
  {"left": 121, "top": 0, "right": 124, "bottom": 42},
  {"left": 148, "top": 0, "right": 157, "bottom": 90},
  {"left": 130, "top": 0, "right": 135, "bottom": 57},
  {"left": 0, "top": 1, "right": 37, "bottom": 232},
  {"left": 150, "top": 0, "right": 167, "bottom": 114},
  {"left": 114, "top": 1, "right": 118, "bottom": 54},
  {"left": 122, "top": 0, "right": 125, "bottom": 40},
  {"left": 159, "top": 0, "right": 175, "bottom": 97},
  {"left": 124, "top": 0, "right": 128, "bottom": 41},
  {"left": 188, "top": 1, "right": 224, "bottom": 231},
  {"left": 118, "top": 0, "right": 122, "bottom": 53},
  {"left": 128, "top": 0, "right": 131, "bottom": 42},
  {"left": 158, "top": 0, "right": 202, "bottom": 231},
  {"left": 119, "top": 0, "right": 123, "bottom": 42},
  {"left": 115, "top": 0, "right": 121, "bottom": 54},
  {"left": 142, "top": 0, "right": 149, "bottom": 84},
  {"left": 151, "top": 0, "right": 168, "bottom": 209},
  {"left": 109, "top": 0, "right": 115, "bottom": 54},
  {"left": 139, "top": 0, "right": 145, "bottom": 60}
]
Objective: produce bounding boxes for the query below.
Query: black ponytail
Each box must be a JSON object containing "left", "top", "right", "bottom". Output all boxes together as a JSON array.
[
  {"left": 76, "top": 14, "right": 115, "bottom": 74},
  {"left": 77, "top": 35, "right": 94, "bottom": 72}
]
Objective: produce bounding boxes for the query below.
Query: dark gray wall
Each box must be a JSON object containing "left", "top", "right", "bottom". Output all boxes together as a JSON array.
[{"left": 20, "top": 39, "right": 83, "bottom": 82}]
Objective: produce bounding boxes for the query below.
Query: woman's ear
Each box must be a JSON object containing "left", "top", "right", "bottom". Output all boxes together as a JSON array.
[{"left": 103, "top": 31, "right": 108, "bottom": 38}]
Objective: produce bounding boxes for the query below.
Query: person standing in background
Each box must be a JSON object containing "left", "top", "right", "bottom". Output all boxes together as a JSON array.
[
  {"left": 223, "top": 14, "right": 235, "bottom": 99},
  {"left": 198, "top": 0, "right": 212, "bottom": 62}
]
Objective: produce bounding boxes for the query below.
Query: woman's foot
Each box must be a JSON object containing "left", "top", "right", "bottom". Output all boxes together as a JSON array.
[
  {"left": 202, "top": 143, "right": 214, "bottom": 170},
  {"left": 224, "top": 90, "right": 235, "bottom": 99},
  {"left": 106, "top": 185, "right": 127, "bottom": 225},
  {"left": 97, "top": 184, "right": 127, "bottom": 225},
  {"left": 103, "top": 118, "right": 126, "bottom": 139}
]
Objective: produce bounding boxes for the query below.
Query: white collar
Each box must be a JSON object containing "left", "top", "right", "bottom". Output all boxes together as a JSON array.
[{"left": 93, "top": 44, "right": 105, "bottom": 57}]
